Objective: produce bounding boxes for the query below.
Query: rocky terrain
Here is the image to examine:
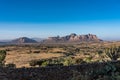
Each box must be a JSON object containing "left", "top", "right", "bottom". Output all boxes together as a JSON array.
[{"left": 44, "top": 33, "right": 102, "bottom": 43}]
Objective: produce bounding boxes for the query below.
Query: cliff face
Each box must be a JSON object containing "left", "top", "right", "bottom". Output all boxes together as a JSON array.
[
  {"left": 10, "top": 34, "right": 102, "bottom": 43},
  {"left": 11, "top": 37, "right": 37, "bottom": 43},
  {"left": 44, "top": 33, "right": 102, "bottom": 43}
]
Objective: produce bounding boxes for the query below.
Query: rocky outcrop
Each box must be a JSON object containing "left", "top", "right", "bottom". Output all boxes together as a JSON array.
[
  {"left": 11, "top": 37, "right": 37, "bottom": 43},
  {"left": 44, "top": 33, "right": 102, "bottom": 43}
]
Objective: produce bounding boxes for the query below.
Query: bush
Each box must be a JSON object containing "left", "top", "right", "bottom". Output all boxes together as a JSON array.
[
  {"left": 105, "top": 46, "right": 120, "bottom": 61},
  {"left": 63, "top": 57, "right": 75, "bottom": 66},
  {"left": 74, "top": 58, "right": 86, "bottom": 64},
  {"left": 47, "top": 63, "right": 63, "bottom": 67},
  {"left": 41, "top": 61, "right": 49, "bottom": 67},
  {"left": 84, "top": 56, "right": 93, "bottom": 63},
  {"left": 6, "top": 63, "right": 16, "bottom": 68},
  {"left": 63, "top": 52, "right": 74, "bottom": 56},
  {"left": 70, "top": 63, "right": 120, "bottom": 80},
  {"left": 32, "top": 50, "right": 40, "bottom": 53},
  {"left": 29, "top": 59, "right": 47, "bottom": 67},
  {"left": 0, "top": 50, "right": 6, "bottom": 67},
  {"left": 29, "top": 60, "right": 37, "bottom": 67}
]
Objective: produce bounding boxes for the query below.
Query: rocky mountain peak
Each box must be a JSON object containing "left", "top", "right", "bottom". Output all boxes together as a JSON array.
[
  {"left": 44, "top": 33, "right": 102, "bottom": 43},
  {"left": 11, "top": 37, "right": 37, "bottom": 43}
]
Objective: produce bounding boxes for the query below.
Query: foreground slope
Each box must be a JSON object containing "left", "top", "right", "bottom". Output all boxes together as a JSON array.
[{"left": 0, "top": 61, "right": 120, "bottom": 80}]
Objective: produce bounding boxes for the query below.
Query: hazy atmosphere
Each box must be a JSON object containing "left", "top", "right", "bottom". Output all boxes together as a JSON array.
[{"left": 0, "top": 0, "right": 120, "bottom": 40}]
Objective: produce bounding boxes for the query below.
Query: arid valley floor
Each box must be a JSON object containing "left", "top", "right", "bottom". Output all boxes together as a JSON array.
[{"left": 1, "top": 41, "right": 120, "bottom": 68}]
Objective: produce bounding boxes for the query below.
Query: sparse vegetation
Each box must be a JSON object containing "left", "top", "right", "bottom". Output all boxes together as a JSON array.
[
  {"left": 70, "top": 62, "right": 120, "bottom": 80},
  {"left": 105, "top": 46, "right": 120, "bottom": 61},
  {"left": 0, "top": 42, "right": 120, "bottom": 68},
  {"left": 5, "top": 63, "right": 16, "bottom": 68},
  {"left": 1, "top": 41, "right": 120, "bottom": 79},
  {"left": 0, "top": 50, "right": 6, "bottom": 67}
]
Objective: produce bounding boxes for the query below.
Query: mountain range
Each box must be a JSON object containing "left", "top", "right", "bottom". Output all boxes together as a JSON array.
[
  {"left": 0, "top": 33, "right": 102, "bottom": 44},
  {"left": 43, "top": 33, "right": 102, "bottom": 43}
]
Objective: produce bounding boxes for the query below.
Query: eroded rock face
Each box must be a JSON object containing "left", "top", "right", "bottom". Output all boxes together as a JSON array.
[
  {"left": 11, "top": 37, "right": 37, "bottom": 43},
  {"left": 44, "top": 33, "right": 102, "bottom": 43}
]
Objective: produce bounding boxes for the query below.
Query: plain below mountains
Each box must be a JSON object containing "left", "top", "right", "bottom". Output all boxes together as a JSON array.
[{"left": 0, "top": 33, "right": 103, "bottom": 44}]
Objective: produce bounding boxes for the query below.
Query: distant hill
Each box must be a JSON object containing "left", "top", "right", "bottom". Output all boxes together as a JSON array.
[
  {"left": 11, "top": 37, "right": 38, "bottom": 43},
  {"left": 0, "top": 33, "right": 103, "bottom": 44},
  {"left": 43, "top": 33, "right": 102, "bottom": 43},
  {"left": 0, "top": 40, "right": 11, "bottom": 42}
]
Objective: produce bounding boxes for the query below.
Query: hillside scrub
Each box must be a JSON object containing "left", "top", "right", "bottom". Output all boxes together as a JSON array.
[
  {"left": 0, "top": 50, "right": 6, "bottom": 67},
  {"left": 104, "top": 46, "right": 120, "bottom": 61}
]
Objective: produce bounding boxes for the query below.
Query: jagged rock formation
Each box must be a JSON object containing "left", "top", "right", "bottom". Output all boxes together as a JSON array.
[
  {"left": 11, "top": 37, "right": 37, "bottom": 43},
  {"left": 44, "top": 33, "right": 102, "bottom": 43}
]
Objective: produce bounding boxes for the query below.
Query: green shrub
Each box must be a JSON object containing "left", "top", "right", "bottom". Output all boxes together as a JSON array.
[
  {"left": 105, "top": 46, "right": 120, "bottom": 61},
  {"left": 70, "top": 63, "right": 120, "bottom": 80},
  {"left": 41, "top": 61, "right": 49, "bottom": 67},
  {"left": 6, "top": 63, "right": 16, "bottom": 68},
  {"left": 29, "top": 59, "right": 50, "bottom": 67},
  {"left": 63, "top": 57, "right": 75, "bottom": 66},
  {"left": 84, "top": 56, "right": 93, "bottom": 63},
  {"left": 74, "top": 58, "right": 86, "bottom": 64},
  {"left": 0, "top": 50, "right": 6, "bottom": 67},
  {"left": 97, "top": 50, "right": 104, "bottom": 55}
]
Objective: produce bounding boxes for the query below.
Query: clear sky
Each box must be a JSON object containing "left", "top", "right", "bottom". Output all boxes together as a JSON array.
[{"left": 0, "top": 0, "right": 120, "bottom": 40}]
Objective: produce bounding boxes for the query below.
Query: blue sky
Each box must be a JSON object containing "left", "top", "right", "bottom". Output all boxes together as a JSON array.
[{"left": 0, "top": 0, "right": 120, "bottom": 40}]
